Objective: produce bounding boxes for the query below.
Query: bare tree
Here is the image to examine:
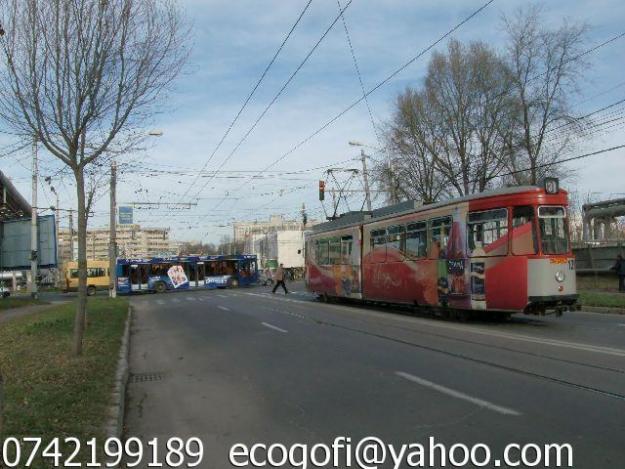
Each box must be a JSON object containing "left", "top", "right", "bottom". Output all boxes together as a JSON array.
[
  {"left": 0, "top": 0, "right": 189, "bottom": 355},
  {"left": 424, "top": 39, "right": 513, "bottom": 196},
  {"left": 384, "top": 88, "right": 445, "bottom": 204},
  {"left": 382, "top": 40, "right": 514, "bottom": 201},
  {"left": 502, "top": 4, "right": 587, "bottom": 184}
]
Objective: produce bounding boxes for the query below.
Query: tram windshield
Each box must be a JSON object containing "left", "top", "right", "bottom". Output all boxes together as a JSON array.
[{"left": 538, "top": 206, "right": 570, "bottom": 254}]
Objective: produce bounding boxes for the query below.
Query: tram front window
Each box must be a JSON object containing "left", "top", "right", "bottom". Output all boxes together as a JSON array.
[{"left": 538, "top": 206, "right": 570, "bottom": 254}]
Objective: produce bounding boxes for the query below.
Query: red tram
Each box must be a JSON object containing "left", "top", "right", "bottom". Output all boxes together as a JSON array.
[{"left": 304, "top": 184, "right": 577, "bottom": 316}]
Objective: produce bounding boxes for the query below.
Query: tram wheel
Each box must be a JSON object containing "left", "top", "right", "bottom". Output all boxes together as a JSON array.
[{"left": 155, "top": 282, "right": 166, "bottom": 294}]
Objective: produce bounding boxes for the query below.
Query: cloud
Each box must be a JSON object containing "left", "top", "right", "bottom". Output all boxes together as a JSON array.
[{"left": 4, "top": 0, "right": 625, "bottom": 243}]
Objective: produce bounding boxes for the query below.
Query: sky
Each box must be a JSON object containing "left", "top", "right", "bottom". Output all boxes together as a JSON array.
[{"left": 2, "top": 0, "right": 625, "bottom": 243}]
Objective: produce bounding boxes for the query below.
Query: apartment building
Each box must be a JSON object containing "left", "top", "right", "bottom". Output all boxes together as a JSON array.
[{"left": 58, "top": 224, "right": 179, "bottom": 263}]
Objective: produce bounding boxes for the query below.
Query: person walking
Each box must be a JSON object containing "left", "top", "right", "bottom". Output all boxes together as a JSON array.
[
  {"left": 611, "top": 254, "right": 625, "bottom": 292},
  {"left": 272, "top": 263, "right": 288, "bottom": 294}
]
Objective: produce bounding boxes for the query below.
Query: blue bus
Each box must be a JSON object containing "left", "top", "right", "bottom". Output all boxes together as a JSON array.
[{"left": 116, "top": 254, "right": 258, "bottom": 294}]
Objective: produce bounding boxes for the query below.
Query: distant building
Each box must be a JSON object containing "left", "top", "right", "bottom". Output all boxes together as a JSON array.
[
  {"left": 58, "top": 224, "right": 180, "bottom": 264},
  {"left": 265, "top": 230, "right": 306, "bottom": 269},
  {"left": 233, "top": 215, "right": 308, "bottom": 244},
  {"left": 235, "top": 214, "right": 318, "bottom": 269}
]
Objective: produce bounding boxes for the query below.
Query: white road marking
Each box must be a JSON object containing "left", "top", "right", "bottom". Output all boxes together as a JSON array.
[
  {"left": 395, "top": 371, "right": 521, "bottom": 416},
  {"left": 619, "top": 324, "right": 625, "bottom": 327},
  {"left": 171, "top": 298, "right": 181, "bottom": 303},
  {"left": 186, "top": 297, "right": 195, "bottom": 301},
  {"left": 156, "top": 299, "right": 165, "bottom": 305},
  {"left": 217, "top": 305, "right": 230, "bottom": 312},
  {"left": 217, "top": 294, "right": 228, "bottom": 298},
  {"left": 261, "top": 322, "right": 288, "bottom": 333}
]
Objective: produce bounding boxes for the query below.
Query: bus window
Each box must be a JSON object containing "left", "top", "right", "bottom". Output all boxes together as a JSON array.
[
  {"left": 70, "top": 269, "right": 79, "bottom": 279},
  {"left": 151, "top": 263, "right": 170, "bottom": 276},
  {"left": 328, "top": 238, "right": 341, "bottom": 264},
  {"left": 406, "top": 221, "right": 427, "bottom": 258},
  {"left": 387, "top": 225, "right": 405, "bottom": 253},
  {"left": 340, "top": 236, "right": 353, "bottom": 264},
  {"left": 430, "top": 217, "right": 451, "bottom": 258},
  {"left": 512, "top": 206, "right": 537, "bottom": 255},
  {"left": 538, "top": 206, "right": 570, "bottom": 254},
  {"left": 119, "top": 265, "right": 130, "bottom": 277},
  {"left": 467, "top": 209, "right": 508, "bottom": 256},
  {"left": 87, "top": 268, "right": 107, "bottom": 278}
]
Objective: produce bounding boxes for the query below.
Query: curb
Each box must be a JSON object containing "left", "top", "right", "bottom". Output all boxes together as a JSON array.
[
  {"left": 105, "top": 305, "right": 132, "bottom": 439},
  {"left": 581, "top": 305, "right": 625, "bottom": 315}
]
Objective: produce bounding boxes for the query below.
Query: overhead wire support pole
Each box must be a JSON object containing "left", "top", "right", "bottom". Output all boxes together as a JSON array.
[
  {"left": 109, "top": 159, "right": 117, "bottom": 298},
  {"left": 361, "top": 150, "right": 372, "bottom": 211},
  {"left": 68, "top": 209, "right": 74, "bottom": 261},
  {"left": 30, "top": 136, "right": 38, "bottom": 299}
]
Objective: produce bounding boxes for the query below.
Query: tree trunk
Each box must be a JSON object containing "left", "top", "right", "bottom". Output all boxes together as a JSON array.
[{"left": 73, "top": 167, "right": 88, "bottom": 356}]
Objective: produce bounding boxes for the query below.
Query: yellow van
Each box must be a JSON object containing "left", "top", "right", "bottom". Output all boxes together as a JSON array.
[{"left": 63, "top": 260, "right": 110, "bottom": 296}]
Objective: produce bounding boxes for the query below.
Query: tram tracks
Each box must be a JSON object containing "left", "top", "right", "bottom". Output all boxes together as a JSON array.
[
  {"left": 250, "top": 293, "right": 625, "bottom": 401},
  {"left": 313, "top": 317, "right": 625, "bottom": 401}
]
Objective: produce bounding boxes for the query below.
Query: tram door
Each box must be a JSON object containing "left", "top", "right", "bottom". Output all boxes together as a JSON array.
[
  {"left": 129, "top": 264, "right": 149, "bottom": 291},
  {"left": 197, "top": 262, "right": 206, "bottom": 286}
]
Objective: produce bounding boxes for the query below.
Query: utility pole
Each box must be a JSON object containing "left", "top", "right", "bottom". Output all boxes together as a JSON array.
[
  {"left": 360, "top": 149, "right": 372, "bottom": 212},
  {"left": 109, "top": 160, "right": 117, "bottom": 298},
  {"left": 68, "top": 209, "right": 74, "bottom": 261},
  {"left": 30, "top": 137, "right": 38, "bottom": 299},
  {"left": 388, "top": 159, "right": 398, "bottom": 204}
]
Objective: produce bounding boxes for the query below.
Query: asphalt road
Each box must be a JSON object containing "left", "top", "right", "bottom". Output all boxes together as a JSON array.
[{"left": 124, "top": 283, "right": 625, "bottom": 468}]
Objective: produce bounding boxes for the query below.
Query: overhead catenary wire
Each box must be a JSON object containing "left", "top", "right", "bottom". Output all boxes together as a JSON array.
[
  {"left": 178, "top": 0, "right": 315, "bottom": 202},
  {"left": 247, "top": 0, "right": 498, "bottom": 181},
  {"left": 222, "top": 0, "right": 497, "bottom": 219},
  {"left": 190, "top": 0, "right": 355, "bottom": 202},
  {"left": 336, "top": 0, "right": 381, "bottom": 144}
]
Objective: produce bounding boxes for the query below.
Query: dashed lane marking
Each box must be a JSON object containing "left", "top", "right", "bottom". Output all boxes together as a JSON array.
[
  {"left": 261, "top": 322, "right": 288, "bottom": 333},
  {"left": 396, "top": 371, "right": 521, "bottom": 416},
  {"left": 217, "top": 305, "right": 230, "bottom": 312}
]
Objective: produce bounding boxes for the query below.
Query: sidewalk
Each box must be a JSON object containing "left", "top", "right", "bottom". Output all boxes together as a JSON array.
[{"left": 0, "top": 301, "right": 69, "bottom": 325}]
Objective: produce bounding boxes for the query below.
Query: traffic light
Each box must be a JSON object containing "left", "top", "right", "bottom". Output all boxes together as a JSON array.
[{"left": 319, "top": 180, "right": 325, "bottom": 201}]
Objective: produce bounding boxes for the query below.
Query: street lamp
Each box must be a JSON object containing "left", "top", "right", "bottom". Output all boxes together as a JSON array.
[{"left": 348, "top": 141, "right": 372, "bottom": 211}]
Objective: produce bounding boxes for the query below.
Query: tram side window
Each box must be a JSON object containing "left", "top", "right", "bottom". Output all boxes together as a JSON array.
[
  {"left": 370, "top": 229, "right": 387, "bottom": 262},
  {"left": 406, "top": 221, "right": 427, "bottom": 258},
  {"left": 512, "top": 206, "right": 537, "bottom": 255},
  {"left": 387, "top": 225, "right": 405, "bottom": 254},
  {"left": 340, "top": 236, "right": 353, "bottom": 264},
  {"left": 316, "top": 240, "right": 329, "bottom": 265},
  {"left": 538, "top": 206, "right": 570, "bottom": 255},
  {"left": 467, "top": 209, "right": 508, "bottom": 256},
  {"left": 430, "top": 217, "right": 451, "bottom": 258},
  {"left": 328, "top": 238, "right": 342, "bottom": 264}
]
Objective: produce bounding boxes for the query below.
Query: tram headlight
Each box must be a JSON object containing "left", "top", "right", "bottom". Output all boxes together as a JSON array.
[{"left": 555, "top": 271, "right": 566, "bottom": 283}]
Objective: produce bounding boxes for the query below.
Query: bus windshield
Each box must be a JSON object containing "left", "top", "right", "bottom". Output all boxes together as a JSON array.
[{"left": 538, "top": 206, "right": 569, "bottom": 254}]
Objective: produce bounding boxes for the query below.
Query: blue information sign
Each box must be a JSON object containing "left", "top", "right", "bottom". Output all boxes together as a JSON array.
[{"left": 118, "top": 206, "right": 133, "bottom": 225}]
